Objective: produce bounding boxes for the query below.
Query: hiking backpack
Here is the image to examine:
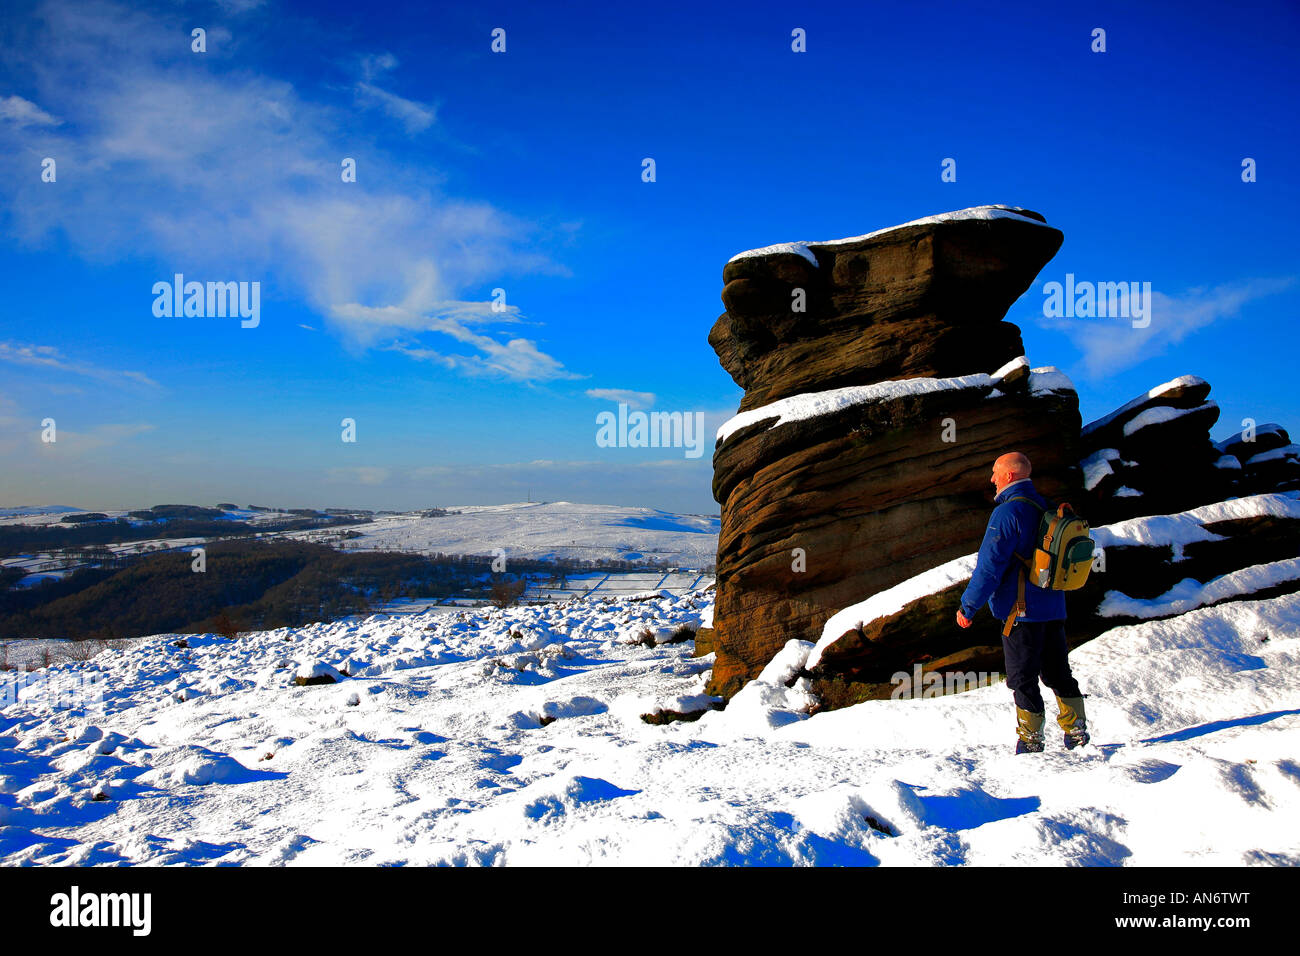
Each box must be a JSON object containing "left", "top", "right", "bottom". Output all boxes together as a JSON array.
[{"left": 1002, "top": 497, "right": 1095, "bottom": 637}]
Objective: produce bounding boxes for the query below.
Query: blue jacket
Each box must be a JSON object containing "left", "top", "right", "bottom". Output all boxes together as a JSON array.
[{"left": 960, "top": 479, "right": 1067, "bottom": 624}]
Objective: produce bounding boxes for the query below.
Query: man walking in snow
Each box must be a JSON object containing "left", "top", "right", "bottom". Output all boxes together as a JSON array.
[{"left": 955, "top": 452, "right": 1089, "bottom": 754}]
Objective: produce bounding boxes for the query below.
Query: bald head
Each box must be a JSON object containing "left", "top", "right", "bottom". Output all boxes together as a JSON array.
[{"left": 991, "top": 452, "right": 1032, "bottom": 493}]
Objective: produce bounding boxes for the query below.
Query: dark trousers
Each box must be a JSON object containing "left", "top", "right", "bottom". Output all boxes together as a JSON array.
[{"left": 1002, "top": 619, "right": 1081, "bottom": 713}]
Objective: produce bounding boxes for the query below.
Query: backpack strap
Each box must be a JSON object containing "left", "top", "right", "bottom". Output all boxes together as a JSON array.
[
  {"left": 1003, "top": 566, "right": 1027, "bottom": 637},
  {"left": 1007, "top": 495, "right": 1045, "bottom": 511},
  {"left": 1001, "top": 496, "right": 1043, "bottom": 637},
  {"left": 1042, "top": 510, "right": 1066, "bottom": 549}
]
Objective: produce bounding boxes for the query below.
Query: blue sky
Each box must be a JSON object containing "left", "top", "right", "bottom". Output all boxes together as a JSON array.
[{"left": 1, "top": 0, "right": 1297, "bottom": 514}]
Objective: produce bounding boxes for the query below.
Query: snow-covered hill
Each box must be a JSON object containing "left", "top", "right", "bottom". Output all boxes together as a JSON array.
[
  {"left": 293, "top": 502, "right": 720, "bottom": 567},
  {"left": 2, "top": 501, "right": 721, "bottom": 568},
  {"left": 2, "top": 587, "right": 1297, "bottom": 866}
]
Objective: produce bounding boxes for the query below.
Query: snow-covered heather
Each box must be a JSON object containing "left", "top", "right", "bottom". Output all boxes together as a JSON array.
[
  {"left": 2, "top": 583, "right": 1297, "bottom": 866},
  {"left": 288, "top": 502, "right": 719, "bottom": 568}
]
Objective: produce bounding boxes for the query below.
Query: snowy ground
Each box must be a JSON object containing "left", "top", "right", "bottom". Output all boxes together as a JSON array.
[{"left": 2, "top": 586, "right": 1297, "bottom": 866}]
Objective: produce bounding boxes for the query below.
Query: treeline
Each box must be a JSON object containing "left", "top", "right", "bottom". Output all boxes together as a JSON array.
[{"left": 0, "top": 540, "right": 662, "bottom": 643}]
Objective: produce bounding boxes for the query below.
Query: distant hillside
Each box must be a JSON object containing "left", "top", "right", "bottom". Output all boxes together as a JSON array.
[{"left": 300, "top": 501, "right": 719, "bottom": 567}]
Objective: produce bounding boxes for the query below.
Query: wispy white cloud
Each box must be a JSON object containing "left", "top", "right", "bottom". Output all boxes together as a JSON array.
[
  {"left": 330, "top": 263, "right": 575, "bottom": 382},
  {"left": 0, "top": 95, "right": 60, "bottom": 128},
  {"left": 394, "top": 335, "right": 580, "bottom": 383},
  {"left": 0, "top": 342, "right": 161, "bottom": 389},
  {"left": 586, "top": 388, "right": 657, "bottom": 409},
  {"left": 355, "top": 82, "right": 436, "bottom": 133},
  {"left": 1037, "top": 277, "right": 1296, "bottom": 378},
  {"left": 354, "top": 51, "right": 437, "bottom": 132}
]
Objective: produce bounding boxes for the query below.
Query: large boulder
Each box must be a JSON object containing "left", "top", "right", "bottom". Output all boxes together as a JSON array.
[
  {"left": 711, "top": 207, "right": 1063, "bottom": 412},
  {"left": 1078, "top": 376, "right": 1230, "bottom": 524},
  {"left": 706, "top": 206, "right": 1077, "bottom": 698},
  {"left": 1215, "top": 423, "right": 1300, "bottom": 496}
]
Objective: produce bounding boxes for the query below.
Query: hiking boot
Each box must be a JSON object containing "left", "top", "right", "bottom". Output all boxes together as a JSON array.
[
  {"left": 1056, "top": 696, "right": 1089, "bottom": 750},
  {"left": 1015, "top": 707, "right": 1045, "bottom": 754}
]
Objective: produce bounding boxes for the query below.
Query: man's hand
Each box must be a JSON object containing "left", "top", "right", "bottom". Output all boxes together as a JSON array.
[{"left": 956, "top": 610, "right": 972, "bottom": 629}]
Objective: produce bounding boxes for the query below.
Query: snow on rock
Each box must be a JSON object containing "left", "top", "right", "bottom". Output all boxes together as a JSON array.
[
  {"left": 1123, "top": 401, "right": 1218, "bottom": 439},
  {"left": 991, "top": 355, "right": 1030, "bottom": 383},
  {"left": 716, "top": 373, "right": 993, "bottom": 445},
  {"left": 1215, "top": 422, "right": 1289, "bottom": 453},
  {"left": 1244, "top": 443, "right": 1300, "bottom": 466},
  {"left": 808, "top": 554, "right": 979, "bottom": 670},
  {"left": 1081, "top": 447, "right": 1123, "bottom": 491},
  {"left": 1082, "top": 375, "right": 1209, "bottom": 440},
  {"left": 294, "top": 661, "right": 345, "bottom": 685},
  {"left": 1027, "top": 366, "right": 1076, "bottom": 396},
  {"left": 716, "top": 365, "right": 1077, "bottom": 447},
  {"left": 1098, "top": 558, "right": 1300, "bottom": 619},
  {"left": 1092, "top": 492, "right": 1300, "bottom": 559},
  {"left": 726, "top": 241, "right": 819, "bottom": 267},
  {"left": 699, "top": 639, "right": 817, "bottom": 735},
  {"left": 727, "top": 206, "right": 1052, "bottom": 265}
]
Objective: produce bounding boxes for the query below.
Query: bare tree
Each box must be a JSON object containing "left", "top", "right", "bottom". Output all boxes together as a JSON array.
[{"left": 489, "top": 578, "right": 527, "bottom": 608}]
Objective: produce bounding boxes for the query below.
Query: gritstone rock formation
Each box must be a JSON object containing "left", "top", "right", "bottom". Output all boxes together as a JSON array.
[
  {"left": 703, "top": 206, "right": 1082, "bottom": 699},
  {"left": 1077, "top": 375, "right": 1225, "bottom": 524},
  {"left": 702, "top": 206, "right": 1300, "bottom": 708},
  {"left": 1217, "top": 423, "right": 1300, "bottom": 497},
  {"left": 1077, "top": 379, "right": 1300, "bottom": 525}
]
